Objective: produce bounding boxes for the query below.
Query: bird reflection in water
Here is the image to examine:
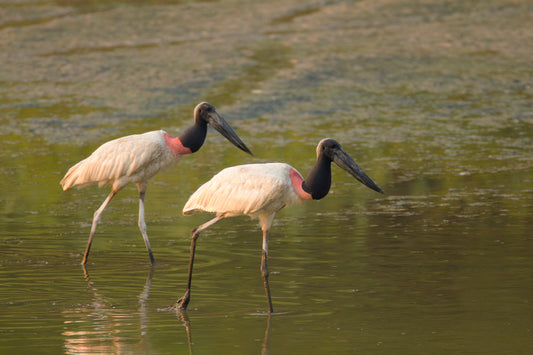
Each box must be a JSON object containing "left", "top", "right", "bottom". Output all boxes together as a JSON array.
[
  {"left": 172, "top": 309, "right": 272, "bottom": 355},
  {"left": 175, "top": 311, "right": 193, "bottom": 355},
  {"left": 61, "top": 266, "right": 154, "bottom": 354}
]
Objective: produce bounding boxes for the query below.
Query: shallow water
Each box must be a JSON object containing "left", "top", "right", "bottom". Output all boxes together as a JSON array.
[{"left": 1, "top": 0, "right": 532, "bottom": 353}]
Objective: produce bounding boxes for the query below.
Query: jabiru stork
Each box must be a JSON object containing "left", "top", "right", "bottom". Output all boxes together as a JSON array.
[
  {"left": 174, "top": 138, "right": 383, "bottom": 313},
  {"left": 60, "top": 102, "right": 252, "bottom": 265}
]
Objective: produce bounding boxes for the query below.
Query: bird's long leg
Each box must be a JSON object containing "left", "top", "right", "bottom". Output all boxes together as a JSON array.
[
  {"left": 137, "top": 184, "right": 155, "bottom": 265},
  {"left": 261, "top": 227, "right": 274, "bottom": 314},
  {"left": 82, "top": 190, "right": 116, "bottom": 264},
  {"left": 175, "top": 215, "right": 224, "bottom": 311}
]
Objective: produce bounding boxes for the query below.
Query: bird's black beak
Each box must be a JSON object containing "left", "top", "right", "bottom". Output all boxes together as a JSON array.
[
  {"left": 333, "top": 148, "right": 383, "bottom": 194},
  {"left": 208, "top": 111, "right": 253, "bottom": 156}
]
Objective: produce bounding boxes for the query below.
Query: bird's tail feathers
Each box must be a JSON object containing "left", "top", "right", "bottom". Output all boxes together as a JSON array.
[{"left": 60, "top": 160, "right": 102, "bottom": 191}]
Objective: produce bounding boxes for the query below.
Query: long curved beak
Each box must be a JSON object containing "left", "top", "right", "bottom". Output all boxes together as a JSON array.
[
  {"left": 208, "top": 111, "right": 253, "bottom": 156},
  {"left": 333, "top": 148, "right": 383, "bottom": 194}
]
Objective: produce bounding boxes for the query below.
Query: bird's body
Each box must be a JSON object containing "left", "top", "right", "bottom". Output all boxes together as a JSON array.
[
  {"left": 61, "top": 102, "right": 252, "bottom": 265},
  {"left": 61, "top": 130, "right": 186, "bottom": 192},
  {"left": 174, "top": 138, "right": 383, "bottom": 313},
  {"left": 184, "top": 163, "right": 309, "bottom": 220}
]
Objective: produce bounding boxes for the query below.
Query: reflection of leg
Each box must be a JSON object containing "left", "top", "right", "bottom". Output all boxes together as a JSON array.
[
  {"left": 139, "top": 266, "right": 154, "bottom": 342},
  {"left": 82, "top": 190, "right": 116, "bottom": 264},
  {"left": 262, "top": 314, "right": 272, "bottom": 355},
  {"left": 177, "top": 311, "right": 193, "bottom": 355},
  {"left": 139, "top": 266, "right": 154, "bottom": 304},
  {"left": 261, "top": 229, "right": 274, "bottom": 314},
  {"left": 175, "top": 215, "right": 224, "bottom": 310},
  {"left": 137, "top": 186, "right": 155, "bottom": 265}
]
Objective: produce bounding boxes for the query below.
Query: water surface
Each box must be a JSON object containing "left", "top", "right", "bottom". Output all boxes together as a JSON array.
[{"left": 1, "top": 0, "right": 532, "bottom": 353}]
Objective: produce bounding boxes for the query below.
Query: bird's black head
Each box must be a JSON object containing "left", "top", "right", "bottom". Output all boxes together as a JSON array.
[
  {"left": 302, "top": 139, "right": 343, "bottom": 200},
  {"left": 317, "top": 138, "right": 383, "bottom": 194},
  {"left": 316, "top": 138, "right": 343, "bottom": 161},
  {"left": 194, "top": 102, "right": 217, "bottom": 124},
  {"left": 177, "top": 103, "right": 212, "bottom": 152},
  {"left": 181, "top": 102, "right": 252, "bottom": 155}
]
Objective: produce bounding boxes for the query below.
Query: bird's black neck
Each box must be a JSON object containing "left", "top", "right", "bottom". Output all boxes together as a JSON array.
[
  {"left": 178, "top": 120, "right": 208, "bottom": 153},
  {"left": 302, "top": 154, "right": 332, "bottom": 200}
]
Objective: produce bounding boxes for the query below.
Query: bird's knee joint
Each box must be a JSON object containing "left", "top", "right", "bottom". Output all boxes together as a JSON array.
[
  {"left": 261, "top": 265, "right": 269, "bottom": 278},
  {"left": 191, "top": 228, "right": 200, "bottom": 240}
]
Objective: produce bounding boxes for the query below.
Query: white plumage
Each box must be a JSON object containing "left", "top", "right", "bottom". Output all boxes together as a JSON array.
[
  {"left": 61, "top": 130, "right": 179, "bottom": 191},
  {"left": 184, "top": 163, "right": 303, "bottom": 220}
]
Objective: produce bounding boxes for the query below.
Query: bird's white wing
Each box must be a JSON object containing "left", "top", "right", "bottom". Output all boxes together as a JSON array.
[
  {"left": 60, "top": 131, "right": 175, "bottom": 190},
  {"left": 184, "top": 163, "right": 298, "bottom": 218}
]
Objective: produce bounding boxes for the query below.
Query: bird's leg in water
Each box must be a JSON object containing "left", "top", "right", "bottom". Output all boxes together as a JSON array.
[
  {"left": 175, "top": 215, "right": 224, "bottom": 310},
  {"left": 176, "top": 229, "right": 198, "bottom": 310},
  {"left": 261, "top": 228, "right": 274, "bottom": 313},
  {"left": 82, "top": 190, "right": 116, "bottom": 265},
  {"left": 137, "top": 183, "right": 155, "bottom": 265}
]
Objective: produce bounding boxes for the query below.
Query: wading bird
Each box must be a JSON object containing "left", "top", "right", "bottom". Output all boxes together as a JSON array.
[
  {"left": 61, "top": 102, "right": 252, "bottom": 265},
  {"left": 174, "top": 138, "right": 383, "bottom": 313}
]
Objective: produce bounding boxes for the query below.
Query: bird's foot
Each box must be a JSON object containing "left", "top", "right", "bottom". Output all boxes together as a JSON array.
[{"left": 167, "top": 291, "right": 190, "bottom": 311}]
